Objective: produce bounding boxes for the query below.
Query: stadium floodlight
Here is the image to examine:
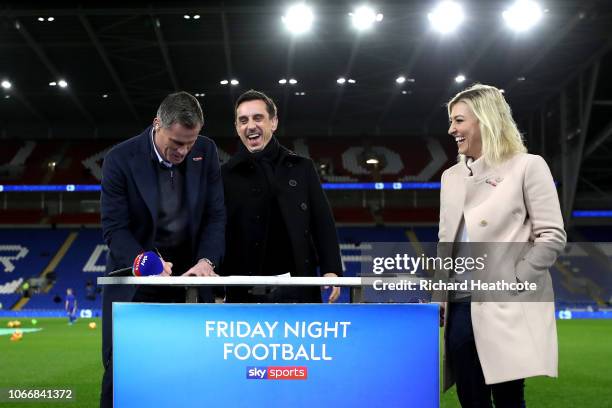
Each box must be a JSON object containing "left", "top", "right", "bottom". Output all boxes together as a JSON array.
[
  {"left": 337, "top": 77, "right": 347, "bottom": 84},
  {"left": 503, "top": 0, "right": 542, "bottom": 32},
  {"left": 351, "top": 6, "right": 378, "bottom": 31},
  {"left": 282, "top": 3, "right": 314, "bottom": 35},
  {"left": 58, "top": 79, "right": 68, "bottom": 88},
  {"left": 455, "top": 74, "right": 466, "bottom": 83},
  {"left": 428, "top": 1, "right": 465, "bottom": 34},
  {"left": 220, "top": 79, "right": 229, "bottom": 85},
  {"left": 289, "top": 78, "right": 298, "bottom": 85},
  {"left": 230, "top": 79, "right": 239, "bottom": 86},
  {"left": 396, "top": 76, "right": 406, "bottom": 84},
  {"left": 279, "top": 78, "right": 287, "bottom": 84},
  {"left": 1, "top": 80, "right": 11, "bottom": 90}
]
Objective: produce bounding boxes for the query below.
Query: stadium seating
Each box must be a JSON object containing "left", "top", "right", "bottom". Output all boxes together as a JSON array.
[
  {"left": 24, "top": 229, "right": 105, "bottom": 311},
  {"left": 48, "top": 213, "right": 101, "bottom": 225},
  {"left": 0, "top": 293, "right": 21, "bottom": 310},
  {"left": 0, "top": 138, "right": 456, "bottom": 184},
  {"left": 0, "top": 209, "right": 46, "bottom": 224},
  {"left": 0, "top": 226, "right": 609, "bottom": 311},
  {"left": 0, "top": 229, "right": 71, "bottom": 309},
  {"left": 333, "top": 207, "right": 374, "bottom": 223},
  {"left": 48, "top": 142, "right": 112, "bottom": 185},
  {"left": 381, "top": 208, "right": 439, "bottom": 223}
]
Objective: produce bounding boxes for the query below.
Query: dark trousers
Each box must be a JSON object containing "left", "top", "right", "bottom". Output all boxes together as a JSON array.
[{"left": 447, "top": 302, "right": 526, "bottom": 408}]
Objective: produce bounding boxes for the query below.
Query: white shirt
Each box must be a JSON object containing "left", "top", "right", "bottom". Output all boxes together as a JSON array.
[
  {"left": 151, "top": 128, "right": 173, "bottom": 168},
  {"left": 452, "top": 216, "right": 472, "bottom": 299}
]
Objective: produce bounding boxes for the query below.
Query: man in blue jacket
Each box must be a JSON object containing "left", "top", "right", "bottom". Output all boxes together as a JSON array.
[{"left": 99, "top": 91, "right": 225, "bottom": 407}]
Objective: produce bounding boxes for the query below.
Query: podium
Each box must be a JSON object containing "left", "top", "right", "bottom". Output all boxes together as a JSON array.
[{"left": 98, "top": 276, "right": 439, "bottom": 408}]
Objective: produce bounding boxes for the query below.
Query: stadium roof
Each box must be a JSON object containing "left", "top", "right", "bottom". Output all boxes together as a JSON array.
[{"left": 0, "top": 0, "right": 611, "bottom": 142}]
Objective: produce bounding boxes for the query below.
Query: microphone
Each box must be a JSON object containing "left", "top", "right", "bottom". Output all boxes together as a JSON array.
[
  {"left": 132, "top": 251, "right": 164, "bottom": 276},
  {"left": 108, "top": 251, "right": 164, "bottom": 277}
]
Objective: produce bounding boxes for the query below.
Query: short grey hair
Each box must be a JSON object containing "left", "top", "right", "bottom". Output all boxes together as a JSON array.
[{"left": 156, "top": 91, "right": 203, "bottom": 129}]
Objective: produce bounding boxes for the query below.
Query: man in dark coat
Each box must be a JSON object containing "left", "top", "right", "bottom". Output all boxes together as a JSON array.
[
  {"left": 99, "top": 91, "right": 225, "bottom": 407},
  {"left": 220, "top": 89, "right": 341, "bottom": 303}
]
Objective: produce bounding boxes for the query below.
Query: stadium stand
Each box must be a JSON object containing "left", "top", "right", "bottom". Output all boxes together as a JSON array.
[
  {"left": 0, "top": 224, "right": 610, "bottom": 313},
  {"left": 1, "top": 139, "right": 610, "bottom": 312},
  {"left": 0, "top": 209, "right": 46, "bottom": 224},
  {"left": 48, "top": 213, "right": 101, "bottom": 225},
  {"left": 0, "top": 138, "right": 456, "bottom": 184},
  {"left": 381, "top": 208, "right": 439, "bottom": 223},
  {"left": 0, "top": 226, "right": 415, "bottom": 309},
  {"left": 333, "top": 208, "right": 375, "bottom": 224},
  {"left": 0, "top": 142, "right": 28, "bottom": 179},
  {"left": 48, "top": 142, "right": 112, "bottom": 185},
  {"left": 19, "top": 142, "right": 63, "bottom": 184},
  {"left": 0, "top": 229, "right": 71, "bottom": 309},
  {"left": 23, "top": 229, "right": 104, "bottom": 311}
]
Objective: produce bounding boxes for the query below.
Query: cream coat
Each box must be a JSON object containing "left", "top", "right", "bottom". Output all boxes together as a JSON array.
[{"left": 438, "top": 153, "right": 566, "bottom": 391}]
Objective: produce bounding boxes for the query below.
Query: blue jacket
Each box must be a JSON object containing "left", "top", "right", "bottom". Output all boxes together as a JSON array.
[{"left": 100, "top": 126, "right": 225, "bottom": 365}]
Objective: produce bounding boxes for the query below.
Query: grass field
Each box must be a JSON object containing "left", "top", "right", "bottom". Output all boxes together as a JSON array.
[
  {"left": 440, "top": 319, "right": 612, "bottom": 407},
  {"left": 1, "top": 318, "right": 610, "bottom": 407}
]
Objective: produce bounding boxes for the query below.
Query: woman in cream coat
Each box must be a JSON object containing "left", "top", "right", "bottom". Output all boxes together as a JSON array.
[{"left": 439, "top": 84, "right": 566, "bottom": 407}]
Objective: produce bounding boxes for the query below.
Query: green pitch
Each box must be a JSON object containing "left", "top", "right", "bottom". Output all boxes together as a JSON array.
[
  {"left": 440, "top": 319, "right": 612, "bottom": 407},
  {"left": 0, "top": 318, "right": 102, "bottom": 407},
  {"left": 1, "top": 318, "right": 610, "bottom": 407}
]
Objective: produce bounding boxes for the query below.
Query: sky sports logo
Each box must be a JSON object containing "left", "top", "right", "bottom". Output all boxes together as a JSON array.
[{"left": 246, "top": 366, "right": 308, "bottom": 380}]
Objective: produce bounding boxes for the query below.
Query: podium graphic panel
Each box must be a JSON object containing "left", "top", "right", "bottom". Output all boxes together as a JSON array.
[{"left": 113, "top": 303, "right": 439, "bottom": 407}]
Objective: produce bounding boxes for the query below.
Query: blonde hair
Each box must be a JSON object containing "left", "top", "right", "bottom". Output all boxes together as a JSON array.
[{"left": 447, "top": 84, "right": 526, "bottom": 165}]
